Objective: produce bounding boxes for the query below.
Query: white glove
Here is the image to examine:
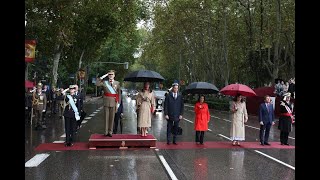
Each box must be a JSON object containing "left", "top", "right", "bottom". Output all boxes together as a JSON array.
[
  {"left": 260, "top": 121, "right": 264, "bottom": 125},
  {"left": 62, "top": 88, "right": 69, "bottom": 95},
  {"left": 100, "top": 74, "right": 108, "bottom": 79},
  {"left": 25, "top": 107, "right": 28, "bottom": 110},
  {"left": 42, "top": 110, "right": 46, "bottom": 112},
  {"left": 75, "top": 112, "right": 80, "bottom": 120},
  {"left": 165, "top": 115, "right": 169, "bottom": 120}
]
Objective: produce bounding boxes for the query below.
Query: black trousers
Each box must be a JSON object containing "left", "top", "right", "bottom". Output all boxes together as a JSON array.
[
  {"left": 259, "top": 123, "right": 272, "bottom": 143},
  {"left": 167, "top": 119, "right": 179, "bottom": 143},
  {"left": 113, "top": 113, "right": 122, "bottom": 134},
  {"left": 195, "top": 131, "right": 205, "bottom": 144},
  {"left": 280, "top": 131, "right": 289, "bottom": 144},
  {"left": 64, "top": 117, "right": 76, "bottom": 144}
]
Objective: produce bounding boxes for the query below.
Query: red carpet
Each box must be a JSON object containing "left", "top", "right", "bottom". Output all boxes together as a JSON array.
[
  {"left": 35, "top": 141, "right": 294, "bottom": 151},
  {"left": 89, "top": 134, "right": 157, "bottom": 140}
]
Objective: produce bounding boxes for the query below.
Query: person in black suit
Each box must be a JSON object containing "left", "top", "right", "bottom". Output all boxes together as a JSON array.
[
  {"left": 113, "top": 90, "right": 124, "bottom": 134},
  {"left": 164, "top": 83, "right": 184, "bottom": 145},
  {"left": 258, "top": 95, "right": 275, "bottom": 145},
  {"left": 63, "top": 85, "right": 81, "bottom": 147}
]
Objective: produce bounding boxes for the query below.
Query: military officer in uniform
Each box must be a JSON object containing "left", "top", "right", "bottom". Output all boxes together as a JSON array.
[
  {"left": 63, "top": 85, "right": 81, "bottom": 146},
  {"left": 32, "top": 83, "right": 47, "bottom": 130},
  {"left": 96, "top": 70, "right": 121, "bottom": 137}
]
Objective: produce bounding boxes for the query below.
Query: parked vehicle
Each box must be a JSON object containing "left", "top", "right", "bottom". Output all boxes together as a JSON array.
[{"left": 153, "top": 89, "right": 167, "bottom": 114}]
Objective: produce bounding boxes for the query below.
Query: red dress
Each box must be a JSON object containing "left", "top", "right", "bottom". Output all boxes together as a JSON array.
[{"left": 194, "top": 102, "right": 210, "bottom": 131}]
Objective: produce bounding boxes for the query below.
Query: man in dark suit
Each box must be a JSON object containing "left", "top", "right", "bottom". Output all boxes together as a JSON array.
[
  {"left": 258, "top": 95, "right": 275, "bottom": 145},
  {"left": 164, "top": 83, "right": 184, "bottom": 145},
  {"left": 113, "top": 90, "right": 123, "bottom": 134}
]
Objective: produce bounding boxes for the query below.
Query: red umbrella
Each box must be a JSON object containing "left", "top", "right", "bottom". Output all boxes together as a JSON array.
[
  {"left": 220, "top": 83, "right": 257, "bottom": 97},
  {"left": 25, "top": 80, "right": 35, "bottom": 88}
]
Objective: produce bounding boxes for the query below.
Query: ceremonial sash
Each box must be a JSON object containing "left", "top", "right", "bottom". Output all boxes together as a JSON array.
[
  {"left": 67, "top": 95, "right": 80, "bottom": 121},
  {"left": 104, "top": 81, "right": 120, "bottom": 108},
  {"left": 283, "top": 104, "right": 294, "bottom": 123},
  {"left": 104, "top": 81, "right": 116, "bottom": 94}
]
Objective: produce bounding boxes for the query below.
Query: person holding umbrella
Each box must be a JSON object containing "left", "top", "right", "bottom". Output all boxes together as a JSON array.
[
  {"left": 194, "top": 95, "right": 210, "bottom": 145},
  {"left": 230, "top": 94, "right": 248, "bottom": 146},
  {"left": 136, "top": 82, "right": 155, "bottom": 137}
]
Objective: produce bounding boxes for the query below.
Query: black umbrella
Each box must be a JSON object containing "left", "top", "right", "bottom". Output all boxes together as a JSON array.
[
  {"left": 123, "top": 70, "right": 165, "bottom": 82},
  {"left": 183, "top": 82, "right": 219, "bottom": 94}
]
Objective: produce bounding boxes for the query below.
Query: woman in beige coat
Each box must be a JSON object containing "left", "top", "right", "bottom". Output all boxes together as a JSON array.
[
  {"left": 230, "top": 94, "right": 248, "bottom": 146},
  {"left": 136, "top": 82, "right": 155, "bottom": 136}
]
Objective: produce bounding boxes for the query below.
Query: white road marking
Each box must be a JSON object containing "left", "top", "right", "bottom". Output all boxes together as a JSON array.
[
  {"left": 254, "top": 150, "right": 295, "bottom": 170},
  {"left": 183, "top": 118, "right": 194, "bottom": 123},
  {"left": 85, "top": 117, "right": 92, "bottom": 120},
  {"left": 53, "top": 141, "right": 64, "bottom": 143},
  {"left": 96, "top": 110, "right": 101, "bottom": 112},
  {"left": 25, "top": 153, "right": 50, "bottom": 167},
  {"left": 81, "top": 120, "right": 88, "bottom": 124},
  {"left": 158, "top": 155, "right": 178, "bottom": 180},
  {"left": 212, "top": 116, "right": 221, "bottom": 119},
  {"left": 93, "top": 112, "right": 98, "bottom": 114},
  {"left": 89, "top": 114, "right": 95, "bottom": 117},
  {"left": 245, "top": 125, "right": 260, "bottom": 130},
  {"left": 222, "top": 118, "right": 231, "bottom": 122},
  {"left": 60, "top": 134, "right": 66, "bottom": 137},
  {"left": 185, "top": 104, "right": 193, "bottom": 108},
  {"left": 208, "top": 129, "right": 212, "bottom": 132},
  {"left": 289, "top": 137, "right": 295, "bottom": 140},
  {"left": 219, "top": 118, "right": 294, "bottom": 138},
  {"left": 218, "top": 134, "right": 232, "bottom": 141}
]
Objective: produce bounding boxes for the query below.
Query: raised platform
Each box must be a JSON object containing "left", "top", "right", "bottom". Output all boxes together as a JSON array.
[{"left": 88, "top": 134, "right": 157, "bottom": 149}]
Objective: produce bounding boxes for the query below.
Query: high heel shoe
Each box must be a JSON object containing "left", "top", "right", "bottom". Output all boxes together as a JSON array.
[
  {"left": 236, "top": 141, "right": 240, "bottom": 146},
  {"left": 232, "top": 141, "right": 236, "bottom": 146}
]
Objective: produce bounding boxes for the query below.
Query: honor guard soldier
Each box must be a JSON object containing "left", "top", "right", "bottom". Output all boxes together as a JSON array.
[
  {"left": 56, "top": 88, "right": 65, "bottom": 119},
  {"left": 32, "top": 83, "right": 47, "bottom": 130},
  {"left": 96, "top": 70, "right": 121, "bottom": 137}
]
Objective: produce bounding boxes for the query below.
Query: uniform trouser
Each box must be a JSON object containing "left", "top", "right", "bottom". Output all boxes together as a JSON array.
[
  {"left": 51, "top": 100, "right": 57, "bottom": 113},
  {"left": 113, "top": 113, "right": 121, "bottom": 134},
  {"left": 280, "top": 131, "right": 289, "bottom": 144},
  {"left": 167, "top": 119, "right": 179, "bottom": 143},
  {"left": 34, "top": 109, "right": 43, "bottom": 126},
  {"left": 195, "top": 131, "right": 205, "bottom": 143},
  {"left": 259, "top": 123, "right": 272, "bottom": 143},
  {"left": 64, "top": 117, "right": 76, "bottom": 144},
  {"left": 104, "top": 106, "right": 116, "bottom": 135}
]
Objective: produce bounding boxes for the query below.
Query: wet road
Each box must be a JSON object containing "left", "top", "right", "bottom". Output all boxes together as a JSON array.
[{"left": 25, "top": 95, "right": 295, "bottom": 180}]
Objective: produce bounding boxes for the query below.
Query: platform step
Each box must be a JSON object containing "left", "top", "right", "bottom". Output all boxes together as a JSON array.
[{"left": 88, "top": 134, "right": 157, "bottom": 149}]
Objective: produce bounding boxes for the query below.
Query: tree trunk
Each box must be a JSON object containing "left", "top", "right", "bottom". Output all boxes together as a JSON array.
[
  {"left": 222, "top": 2, "right": 229, "bottom": 86},
  {"left": 271, "top": 0, "right": 282, "bottom": 80},
  {"left": 52, "top": 43, "right": 62, "bottom": 87}
]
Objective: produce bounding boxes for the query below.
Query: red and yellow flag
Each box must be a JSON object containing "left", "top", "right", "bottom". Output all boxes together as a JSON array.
[{"left": 25, "top": 40, "right": 36, "bottom": 62}]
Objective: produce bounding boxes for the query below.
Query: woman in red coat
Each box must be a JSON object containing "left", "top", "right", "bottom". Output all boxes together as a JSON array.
[{"left": 194, "top": 95, "right": 211, "bottom": 145}]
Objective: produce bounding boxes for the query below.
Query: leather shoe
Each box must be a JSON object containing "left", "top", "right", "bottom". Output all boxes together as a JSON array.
[
  {"left": 173, "top": 142, "right": 178, "bottom": 145},
  {"left": 167, "top": 142, "right": 170, "bottom": 145},
  {"left": 260, "top": 142, "right": 264, "bottom": 146},
  {"left": 284, "top": 143, "right": 290, "bottom": 146},
  {"left": 264, "top": 142, "right": 271, "bottom": 145},
  {"left": 105, "top": 133, "right": 112, "bottom": 137}
]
